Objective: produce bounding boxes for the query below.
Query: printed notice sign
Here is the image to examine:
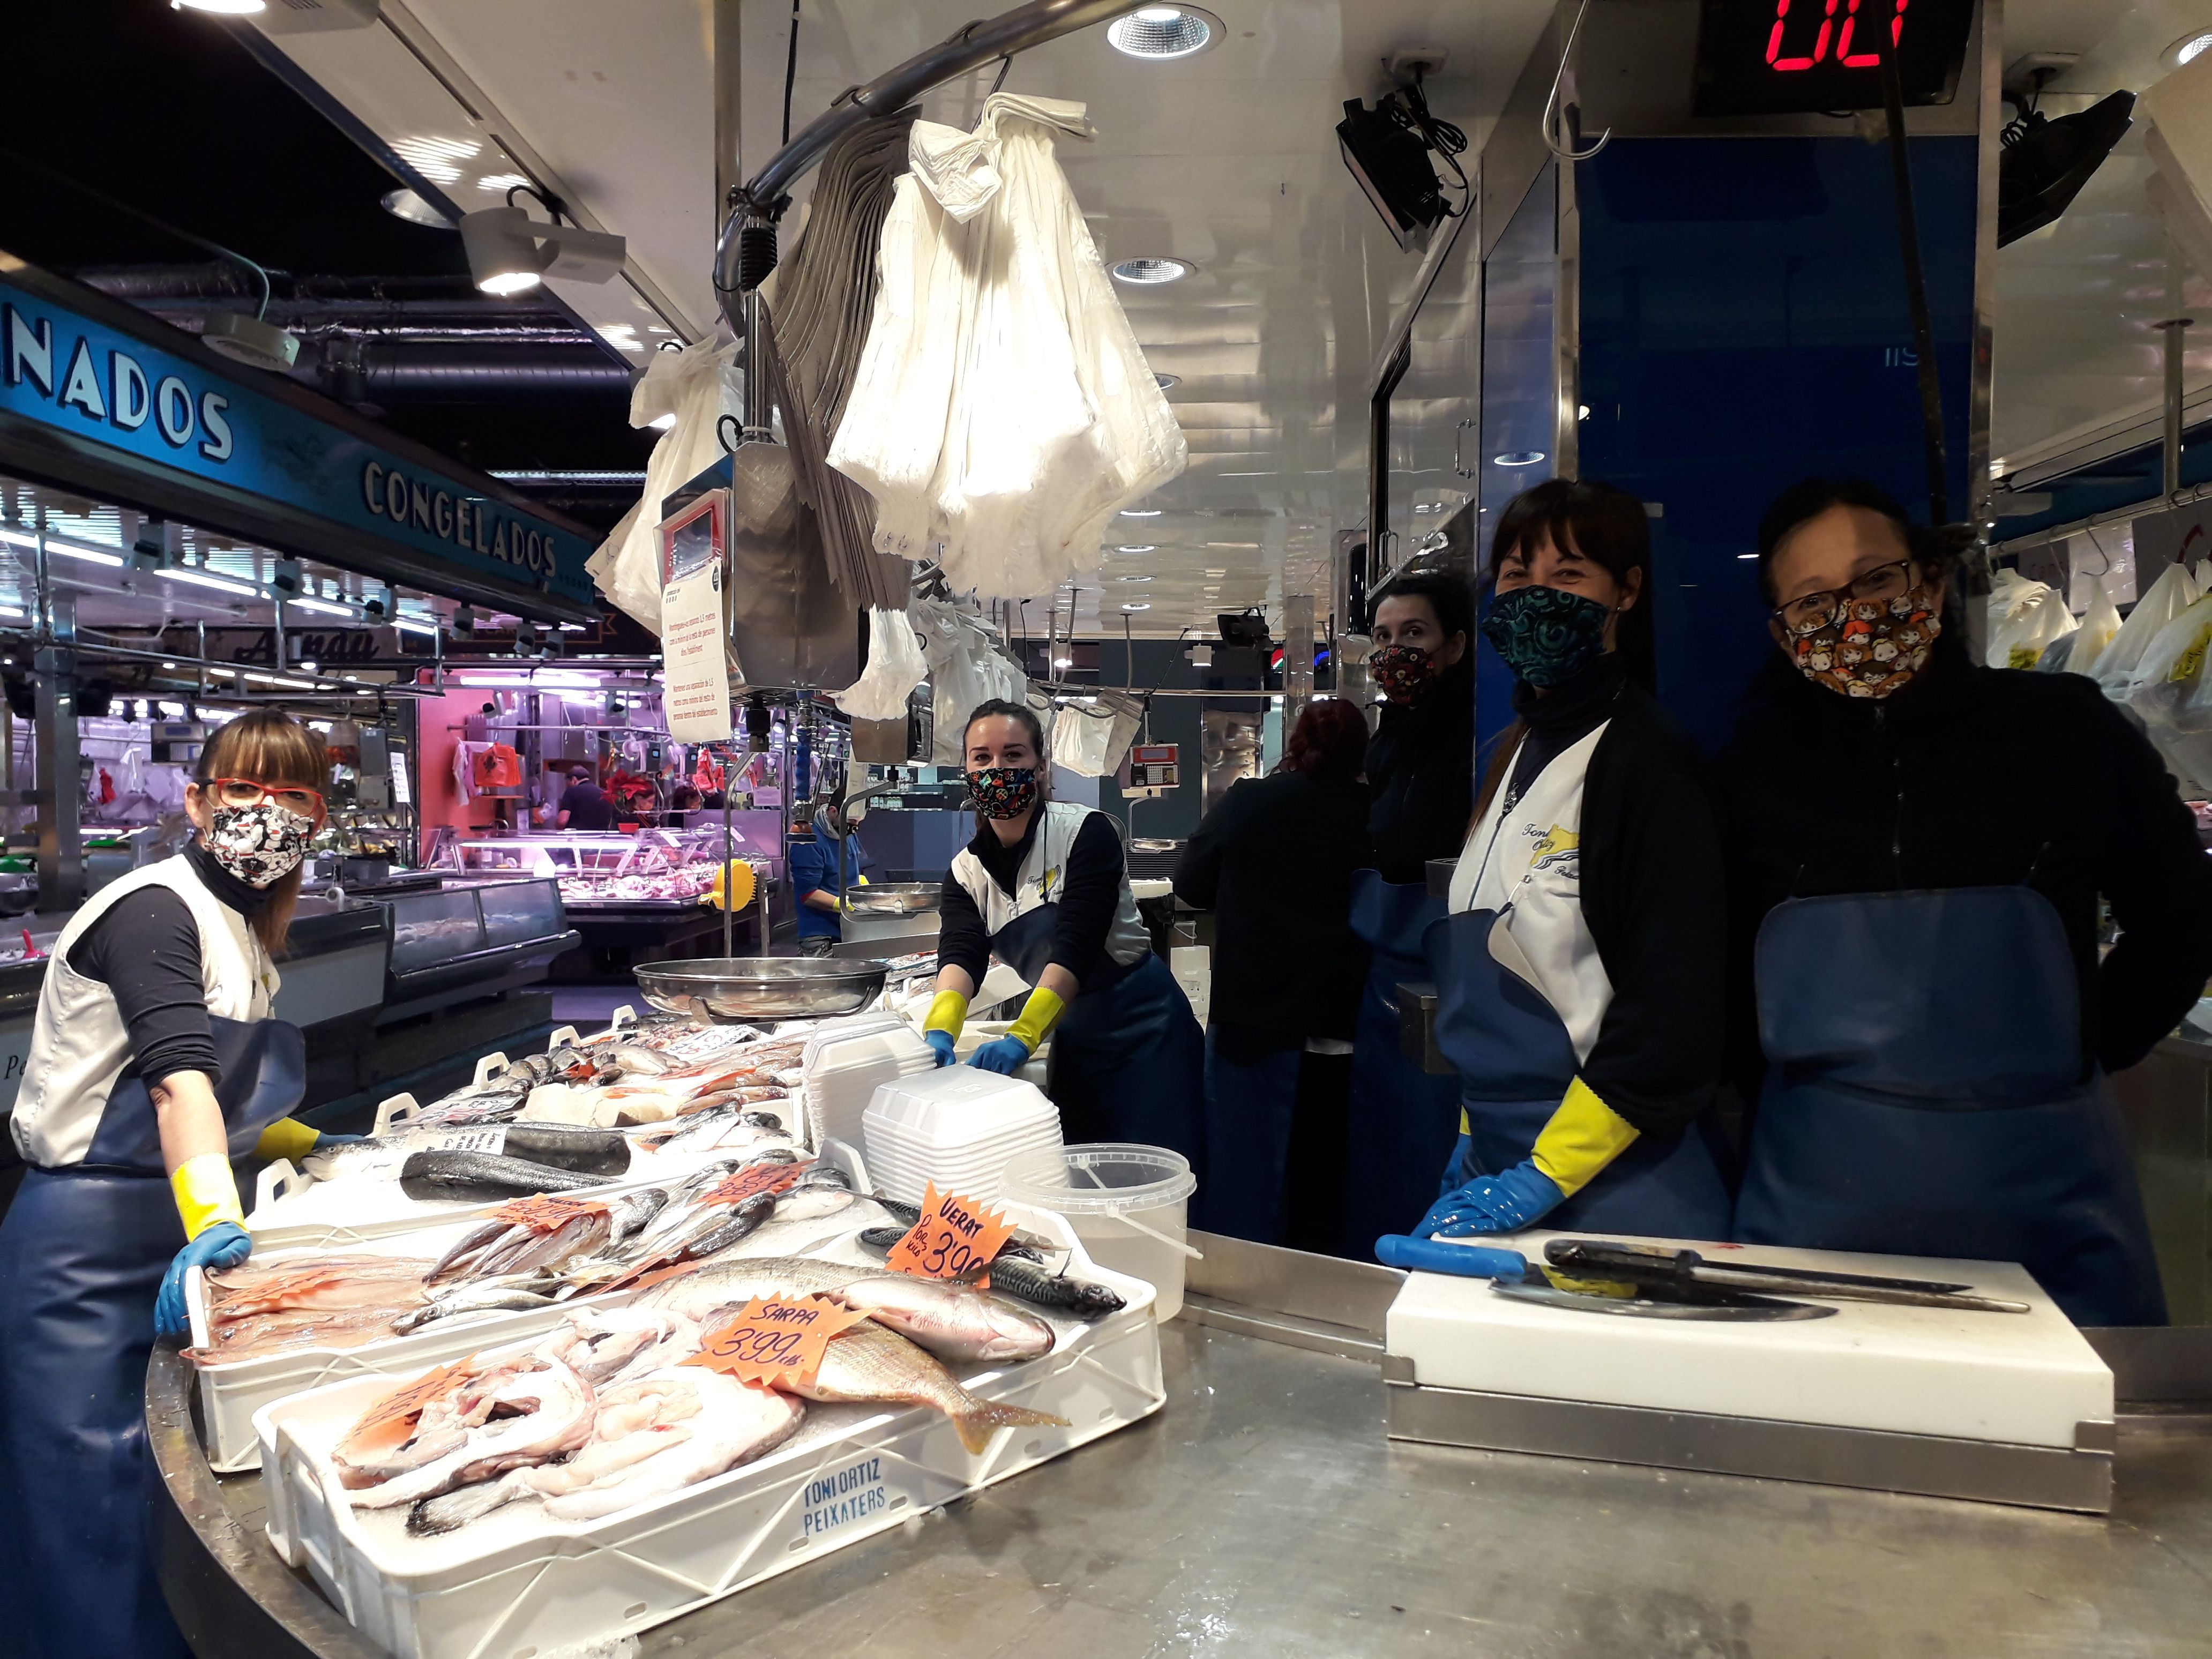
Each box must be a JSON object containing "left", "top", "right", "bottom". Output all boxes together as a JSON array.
[{"left": 662, "top": 561, "right": 731, "bottom": 741}]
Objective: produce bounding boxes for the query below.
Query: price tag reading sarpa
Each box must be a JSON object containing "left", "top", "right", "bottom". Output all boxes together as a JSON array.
[
  {"left": 885, "top": 1183, "right": 1018, "bottom": 1284},
  {"left": 683, "top": 1296, "right": 868, "bottom": 1389}
]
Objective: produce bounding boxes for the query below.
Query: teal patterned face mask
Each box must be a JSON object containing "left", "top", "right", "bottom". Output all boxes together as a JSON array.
[{"left": 1479, "top": 585, "right": 1611, "bottom": 689}]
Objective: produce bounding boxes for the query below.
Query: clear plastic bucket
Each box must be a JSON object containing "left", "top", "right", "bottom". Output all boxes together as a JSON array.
[{"left": 998, "top": 1144, "right": 1200, "bottom": 1320}]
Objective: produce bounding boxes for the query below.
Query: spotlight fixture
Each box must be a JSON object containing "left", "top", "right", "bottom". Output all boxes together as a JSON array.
[
  {"left": 271, "top": 558, "right": 304, "bottom": 596},
  {"left": 1154, "top": 372, "right": 1182, "bottom": 390},
  {"left": 200, "top": 311, "right": 300, "bottom": 372},
  {"left": 1999, "top": 90, "right": 2135, "bottom": 247},
  {"left": 460, "top": 203, "right": 626, "bottom": 296},
  {"left": 1338, "top": 71, "right": 1468, "bottom": 249},
  {"left": 1107, "top": 6, "right": 1222, "bottom": 59},
  {"left": 454, "top": 604, "right": 476, "bottom": 637},
  {"left": 380, "top": 188, "right": 455, "bottom": 229},
  {"left": 1111, "top": 257, "right": 1193, "bottom": 285}
]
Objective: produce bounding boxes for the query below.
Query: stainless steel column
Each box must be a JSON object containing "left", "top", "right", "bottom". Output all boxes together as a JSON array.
[
  {"left": 1282, "top": 595, "right": 1314, "bottom": 730},
  {"left": 2161, "top": 315, "right": 2192, "bottom": 501},
  {"left": 34, "top": 593, "right": 80, "bottom": 913}
]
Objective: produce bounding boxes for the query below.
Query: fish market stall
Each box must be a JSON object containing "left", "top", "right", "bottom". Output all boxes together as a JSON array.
[{"left": 149, "top": 1230, "right": 2212, "bottom": 1659}]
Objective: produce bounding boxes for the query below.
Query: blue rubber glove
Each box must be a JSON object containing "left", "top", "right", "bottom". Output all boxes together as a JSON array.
[
  {"left": 1423, "top": 1161, "right": 1566, "bottom": 1238},
  {"left": 1376, "top": 1234, "right": 1529, "bottom": 1279},
  {"left": 966, "top": 1035, "right": 1033, "bottom": 1075},
  {"left": 924, "top": 1029, "right": 958, "bottom": 1068},
  {"left": 156, "top": 1220, "right": 251, "bottom": 1339}
]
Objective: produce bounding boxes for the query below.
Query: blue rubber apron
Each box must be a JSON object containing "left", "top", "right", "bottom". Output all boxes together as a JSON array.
[
  {"left": 1339, "top": 870, "right": 1466, "bottom": 1253},
  {"left": 1423, "top": 907, "right": 1732, "bottom": 1238},
  {"left": 1200, "top": 1033, "right": 1306, "bottom": 1245},
  {"left": 1733, "top": 887, "right": 2165, "bottom": 1327},
  {"left": 988, "top": 905, "right": 1206, "bottom": 1175},
  {"left": 0, "top": 1012, "right": 306, "bottom": 1659}
]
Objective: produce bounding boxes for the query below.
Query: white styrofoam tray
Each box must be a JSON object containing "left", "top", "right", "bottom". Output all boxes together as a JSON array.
[
  {"left": 256, "top": 1207, "right": 1160, "bottom": 1659},
  {"left": 1386, "top": 1228, "right": 2113, "bottom": 1451},
  {"left": 193, "top": 1141, "right": 873, "bottom": 1475}
]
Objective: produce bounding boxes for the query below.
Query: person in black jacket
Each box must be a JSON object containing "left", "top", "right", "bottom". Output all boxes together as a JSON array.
[
  {"left": 1376, "top": 478, "right": 1734, "bottom": 1272},
  {"left": 1339, "top": 573, "right": 1479, "bottom": 1252},
  {"left": 1723, "top": 477, "right": 2212, "bottom": 1325},
  {"left": 1174, "top": 699, "right": 1373, "bottom": 1247}
]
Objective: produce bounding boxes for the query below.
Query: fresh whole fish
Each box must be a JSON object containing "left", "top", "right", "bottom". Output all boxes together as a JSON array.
[
  {"left": 785, "top": 1320, "right": 1066, "bottom": 1456},
  {"left": 335, "top": 1355, "right": 596, "bottom": 1508},
  {"left": 398, "top": 1150, "right": 607, "bottom": 1202},
  {"left": 408, "top": 1365, "right": 805, "bottom": 1534},
  {"left": 189, "top": 1303, "right": 417, "bottom": 1364},
  {"left": 302, "top": 1123, "right": 630, "bottom": 1183},
  {"left": 534, "top": 1307, "right": 704, "bottom": 1385},
  {"left": 853, "top": 1227, "right": 1123, "bottom": 1317},
  {"left": 637, "top": 1256, "right": 1055, "bottom": 1364},
  {"left": 203, "top": 1255, "right": 434, "bottom": 1317},
  {"left": 393, "top": 1286, "right": 559, "bottom": 1334}
]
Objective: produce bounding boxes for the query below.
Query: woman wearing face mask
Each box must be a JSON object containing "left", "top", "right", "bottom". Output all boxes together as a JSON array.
[
  {"left": 1724, "top": 479, "right": 2212, "bottom": 1326},
  {"left": 0, "top": 711, "right": 350, "bottom": 1659},
  {"left": 1376, "top": 480, "right": 1732, "bottom": 1272},
  {"left": 923, "top": 700, "right": 1205, "bottom": 1168},
  {"left": 1339, "top": 574, "right": 1479, "bottom": 1253}
]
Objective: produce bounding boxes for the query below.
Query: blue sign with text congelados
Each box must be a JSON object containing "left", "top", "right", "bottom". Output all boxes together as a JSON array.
[{"left": 0, "top": 278, "right": 598, "bottom": 606}]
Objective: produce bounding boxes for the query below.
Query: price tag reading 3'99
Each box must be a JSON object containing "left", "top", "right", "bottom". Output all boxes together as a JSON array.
[{"left": 886, "top": 1183, "right": 1018, "bottom": 1284}]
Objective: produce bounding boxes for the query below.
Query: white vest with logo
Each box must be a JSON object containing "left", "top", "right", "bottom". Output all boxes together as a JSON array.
[
  {"left": 948, "top": 801, "right": 1151, "bottom": 985},
  {"left": 12, "top": 856, "right": 278, "bottom": 1169},
  {"left": 1447, "top": 723, "right": 1612, "bottom": 1064}
]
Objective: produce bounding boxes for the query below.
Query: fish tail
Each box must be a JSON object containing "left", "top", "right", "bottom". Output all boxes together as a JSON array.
[
  {"left": 952, "top": 1401, "right": 1071, "bottom": 1456},
  {"left": 407, "top": 1475, "right": 526, "bottom": 1536}
]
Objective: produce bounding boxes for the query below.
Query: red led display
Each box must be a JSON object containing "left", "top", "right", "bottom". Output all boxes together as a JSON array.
[{"left": 1695, "top": 0, "right": 1971, "bottom": 116}]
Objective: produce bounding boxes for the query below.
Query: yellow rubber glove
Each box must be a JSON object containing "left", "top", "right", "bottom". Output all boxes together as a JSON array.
[
  {"left": 1006, "top": 985, "right": 1067, "bottom": 1053},
  {"left": 253, "top": 1117, "right": 322, "bottom": 1165},
  {"left": 170, "top": 1152, "right": 246, "bottom": 1240},
  {"left": 924, "top": 990, "right": 969, "bottom": 1041},
  {"left": 1528, "top": 1078, "right": 1641, "bottom": 1199}
]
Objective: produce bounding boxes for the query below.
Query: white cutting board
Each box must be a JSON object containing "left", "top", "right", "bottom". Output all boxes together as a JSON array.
[{"left": 1386, "top": 1230, "right": 2112, "bottom": 1450}]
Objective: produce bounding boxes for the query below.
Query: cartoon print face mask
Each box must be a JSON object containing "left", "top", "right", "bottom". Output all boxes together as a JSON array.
[
  {"left": 1784, "top": 584, "right": 1943, "bottom": 700},
  {"left": 966, "top": 767, "right": 1040, "bottom": 820}
]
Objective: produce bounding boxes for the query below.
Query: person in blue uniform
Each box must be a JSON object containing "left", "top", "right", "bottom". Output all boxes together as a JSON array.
[
  {"left": 1377, "top": 480, "right": 1732, "bottom": 1273},
  {"left": 1174, "top": 698, "right": 1372, "bottom": 1247},
  {"left": 788, "top": 796, "right": 871, "bottom": 957},
  {"left": 0, "top": 711, "right": 358, "bottom": 1659},
  {"left": 1340, "top": 572, "right": 1478, "bottom": 1252},
  {"left": 1723, "top": 477, "right": 2212, "bottom": 1326},
  {"left": 922, "top": 699, "right": 1205, "bottom": 1171}
]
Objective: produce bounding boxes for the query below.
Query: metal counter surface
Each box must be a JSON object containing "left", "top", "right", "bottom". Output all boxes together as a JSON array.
[{"left": 152, "top": 1306, "right": 2212, "bottom": 1657}]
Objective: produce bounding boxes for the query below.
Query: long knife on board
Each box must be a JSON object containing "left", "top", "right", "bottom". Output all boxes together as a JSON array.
[{"left": 1544, "top": 1240, "right": 2033, "bottom": 1314}]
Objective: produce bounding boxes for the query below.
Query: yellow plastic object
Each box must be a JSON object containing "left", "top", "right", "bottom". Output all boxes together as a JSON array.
[
  {"left": 170, "top": 1152, "right": 246, "bottom": 1240},
  {"left": 1529, "top": 1077, "right": 1642, "bottom": 1198},
  {"left": 252, "top": 1117, "right": 321, "bottom": 1164},
  {"left": 924, "top": 989, "right": 969, "bottom": 1040},
  {"left": 706, "top": 859, "right": 757, "bottom": 912},
  {"left": 1006, "top": 985, "right": 1067, "bottom": 1053}
]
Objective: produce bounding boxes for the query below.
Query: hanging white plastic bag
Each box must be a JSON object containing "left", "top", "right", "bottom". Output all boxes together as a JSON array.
[
  {"left": 833, "top": 609, "right": 930, "bottom": 721},
  {"left": 1989, "top": 582, "right": 2077, "bottom": 669},
  {"left": 2068, "top": 579, "right": 2125, "bottom": 678},
  {"left": 2125, "top": 592, "right": 2212, "bottom": 731},
  {"left": 586, "top": 337, "right": 741, "bottom": 632},
  {"left": 1049, "top": 692, "right": 1147, "bottom": 779},
  {"left": 2098, "top": 559, "right": 2200, "bottom": 691}
]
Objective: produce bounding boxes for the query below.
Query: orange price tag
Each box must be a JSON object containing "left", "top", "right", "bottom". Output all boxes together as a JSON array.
[
  {"left": 699, "top": 1161, "right": 804, "bottom": 1209},
  {"left": 488, "top": 1195, "right": 609, "bottom": 1234},
  {"left": 682, "top": 1295, "right": 869, "bottom": 1389},
  {"left": 885, "top": 1183, "right": 1017, "bottom": 1285},
  {"left": 339, "top": 1355, "right": 485, "bottom": 1459}
]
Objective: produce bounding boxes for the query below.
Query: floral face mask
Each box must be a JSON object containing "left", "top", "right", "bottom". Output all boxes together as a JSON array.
[
  {"left": 966, "top": 766, "right": 1040, "bottom": 820},
  {"left": 1783, "top": 584, "right": 1943, "bottom": 699},
  {"left": 1369, "top": 643, "right": 1439, "bottom": 704},
  {"left": 203, "top": 801, "right": 316, "bottom": 888}
]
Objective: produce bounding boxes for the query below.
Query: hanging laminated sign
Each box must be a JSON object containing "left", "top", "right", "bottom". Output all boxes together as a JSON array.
[{"left": 659, "top": 491, "right": 733, "bottom": 742}]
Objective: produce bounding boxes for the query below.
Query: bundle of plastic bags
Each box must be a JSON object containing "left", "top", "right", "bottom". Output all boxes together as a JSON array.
[
  {"left": 1986, "top": 571, "right": 2078, "bottom": 669},
  {"left": 2096, "top": 559, "right": 2200, "bottom": 693},
  {"left": 828, "top": 93, "right": 1186, "bottom": 600},
  {"left": 832, "top": 608, "right": 930, "bottom": 721}
]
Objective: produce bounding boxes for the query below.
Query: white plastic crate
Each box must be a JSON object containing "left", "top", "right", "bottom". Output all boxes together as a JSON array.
[
  {"left": 256, "top": 1214, "right": 1159, "bottom": 1659},
  {"left": 196, "top": 1141, "right": 872, "bottom": 1474}
]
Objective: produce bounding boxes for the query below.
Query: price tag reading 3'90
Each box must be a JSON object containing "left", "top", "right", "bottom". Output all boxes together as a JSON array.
[{"left": 886, "top": 1184, "right": 1018, "bottom": 1284}]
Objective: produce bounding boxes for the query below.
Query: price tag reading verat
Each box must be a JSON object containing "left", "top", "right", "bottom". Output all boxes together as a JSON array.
[
  {"left": 682, "top": 1295, "right": 868, "bottom": 1389},
  {"left": 885, "top": 1183, "right": 1018, "bottom": 1284}
]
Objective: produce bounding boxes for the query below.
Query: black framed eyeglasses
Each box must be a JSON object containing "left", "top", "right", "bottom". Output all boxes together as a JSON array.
[{"left": 1773, "top": 559, "right": 1916, "bottom": 635}]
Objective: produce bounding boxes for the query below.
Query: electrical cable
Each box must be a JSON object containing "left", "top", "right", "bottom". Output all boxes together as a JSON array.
[
  {"left": 782, "top": 0, "right": 802, "bottom": 146},
  {"left": 1380, "top": 69, "right": 1470, "bottom": 214},
  {"left": 1876, "top": 24, "right": 1951, "bottom": 526},
  {"left": 0, "top": 145, "right": 275, "bottom": 320},
  {"left": 504, "top": 182, "right": 570, "bottom": 226}
]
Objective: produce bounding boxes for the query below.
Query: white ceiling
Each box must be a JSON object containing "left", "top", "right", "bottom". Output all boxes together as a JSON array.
[
  {"left": 1992, "top": 0, "right": 2212, "bottom": 478},
  {"left": 249, "top": 0, "right": 1558, "bottom": 637}
]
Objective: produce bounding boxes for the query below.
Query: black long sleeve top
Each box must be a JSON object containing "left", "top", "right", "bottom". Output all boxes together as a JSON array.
[
  {"left": 1173, "top": 769, "right": 1373, "bottom": 1056},
  {"left": 1365, "top": 660, "right": 1475, "bottom": 884},
  {"left": 66, "top": 844, "right": 266, "bottom": 1087},
  {"left": 1719, "top": 630, "right": 2212, "bottom": 1089},
  {"left": 937, "top": 810, "right": 1127, "bottom": 990}
]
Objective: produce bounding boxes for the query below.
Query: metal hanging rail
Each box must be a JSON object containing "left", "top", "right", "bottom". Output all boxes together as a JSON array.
[{"left": 713, "top": 0, "right": 1148, "bottom": 332}]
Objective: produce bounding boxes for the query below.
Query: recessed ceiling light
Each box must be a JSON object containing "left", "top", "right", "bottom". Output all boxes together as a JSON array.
[
  {"left": 1116, "top": 544, "right": 1157, "bottom": 554},
  {"left": 1122, "top": 602, "right": 1152, "bottom": 611},
  {"left": 1112, "top": 257, "right": 1194, "bottom": 285},
  {"left": 1121, "top": 575, "right": 1155, "bottom": 583},
  {"left": 648, "top": 412, "right": 678, "bottom": 431},
  {"left": 381, "top": 189, "right": 454, "bottom": 229},
  {"left": 172, "top": 0, "right": 265, "bottom": 11},
  {"left": 1108, "top": 5, "right": 1221, "bottom": 59},
  {"left": 1154, "top": 372, "right": 1182, "bottom": 390},
  {"left": 1121, "top": 508, "right": 1162, "bottom": 517},
  {"left": 1204, "top": 568, "right": 1228, "bottom": 577},
  {"left": 1494, "top": 451, "right": 1547, "bottom": 467},
  {"left": 1053, "top": 656, "right": 1073, "bottom": 669},
  {"left": 2171, "top": 28, "right": 2212, "bottom": 65}
]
